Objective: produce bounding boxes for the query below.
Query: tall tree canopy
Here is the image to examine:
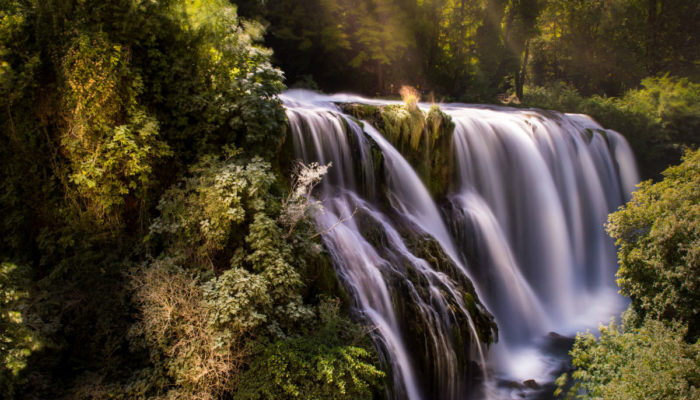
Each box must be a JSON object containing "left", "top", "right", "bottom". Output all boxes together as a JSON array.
[{"left": 239, "top": 0, "right": 699, "bottom": 100}]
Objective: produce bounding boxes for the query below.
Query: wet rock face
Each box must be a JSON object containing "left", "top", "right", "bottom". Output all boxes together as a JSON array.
[
  {"left": 523, "top": 379, "right": 540, "bottom": 389},
  {"left": 349, "top": 205, "right": 497, "bottom": 398},
  {"left": 339, "top": 102, "right": 455, "bottom": 199}
]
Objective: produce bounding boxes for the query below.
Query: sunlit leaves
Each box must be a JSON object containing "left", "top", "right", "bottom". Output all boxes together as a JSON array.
[
  {"left": 556, "top": 319, "right": 700, "bottom": 400},
  {"left": 0, "top": 262, "right": 42, "bottom": 397},
  {"left": 607, "top": 148, "right": 700, "bottom": 338},
  {"left": 62, "top": 33, "right": 171, "bottom": 219},
  {"left": 150, "top": 153, "right": 275, "bottom": 266}
]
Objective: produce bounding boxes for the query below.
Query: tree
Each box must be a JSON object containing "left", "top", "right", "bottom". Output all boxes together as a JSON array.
[
  {"left": 555, "top": 148, "right": 700, "bottom": 399},
  {"left": 530, "top": 0, "right": 700, "bottom": 96},
  {"left": 503, "top": 0, "right": 540, "bottom": 99}
]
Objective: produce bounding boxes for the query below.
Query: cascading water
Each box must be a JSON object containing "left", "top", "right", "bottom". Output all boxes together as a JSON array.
[
  {"left": 281, "top": 90, "right": 638, "bottom": 399},
  {"left": 444, "top": 106, "right": 638, "bottom": 388}
]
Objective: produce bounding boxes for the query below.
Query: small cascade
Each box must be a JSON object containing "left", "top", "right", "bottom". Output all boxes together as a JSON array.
[{"left": 281, "top": 90, "right": 638, "bottom": 399}]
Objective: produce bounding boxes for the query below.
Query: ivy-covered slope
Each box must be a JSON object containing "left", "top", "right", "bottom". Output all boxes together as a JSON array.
[{"left": 0, "top": 1, "right": 384, "bottom": 398}]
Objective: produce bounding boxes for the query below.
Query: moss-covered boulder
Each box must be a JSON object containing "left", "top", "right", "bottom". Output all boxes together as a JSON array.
[{"left": 339, "top": 102, "right": 455, "bottom": 198}]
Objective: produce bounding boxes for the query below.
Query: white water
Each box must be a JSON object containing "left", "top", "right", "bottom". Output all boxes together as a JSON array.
[{"left": 281, "top": 90, "right": 638, "bottom": 399}]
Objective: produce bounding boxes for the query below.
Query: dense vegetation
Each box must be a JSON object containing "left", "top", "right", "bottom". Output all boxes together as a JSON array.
[
  {"left": 556, "top": 149, "right": 700, "bottom": 399},
  {"left": 1, "top": 0, "right": 698, "bottom": 399},
  {"left": 237, "top": 0, "right": 699, "bottom": 100},
  {"left": 0, "top": 1, "right": 384, "bottom": 398}
]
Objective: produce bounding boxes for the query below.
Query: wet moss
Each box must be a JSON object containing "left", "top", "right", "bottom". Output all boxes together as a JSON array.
[
  {"left": 339, "top": 103, "right": 382, "bottom": 126},
  {"left": 339, "top": 102, "right": 456, "bottom": 199},
  {"left": 424, "top": 106, "right": 455, "bottom": 198},
  {"left": 380, "top": 104, "right": 426, "bottom": 151}
]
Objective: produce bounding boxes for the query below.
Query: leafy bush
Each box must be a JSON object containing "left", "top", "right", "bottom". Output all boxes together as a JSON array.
[
  {"left": 0, "top": 1, "right": 381, "bottom": 398},
  {"left": 234, "top": 299, "right": 385, "bottom": 400},
  {"left": 556, "top": 318, "right": 700, "bottom": 400},
  {"left": 606, "top": 148, "right": 700, "bottom": 339},
  {"left": 131, "top": 260, "right": 246, "bottom": 400},
  {"left": 129, "top": 153, "right": 382, "bottom": 398},
  {"left": 149, "top": 151, "right": 313, "bottom": 327},
  {"left": 557, "top": 148, "right": 700, "bottom": 399},
  {"left": 149, "top": 151, "right": 277, "bottom": 268},
  {"left": 152, "top": 0, "right": 287, "bottom": 160},
  {"left": 624, "top": 76, "right": 700, "bottom": 147}
]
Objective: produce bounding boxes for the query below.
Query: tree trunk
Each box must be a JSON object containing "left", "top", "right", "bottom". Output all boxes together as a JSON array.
[{"left": 516, "top": 39, "right": 530, "bottom": 100}]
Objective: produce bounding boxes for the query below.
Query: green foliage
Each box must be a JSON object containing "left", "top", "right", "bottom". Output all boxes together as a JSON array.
[
  {"left": 532, "top": 0, "right": 700, "bottom": 96},
  {"left": 150, "top": 152, "right": 276, "bottom": 268},
  {"left": 239, "top": 0, "right": 537, "bottom": 99},
  {"left": 555, "top": 318, "right": 700, "bottom": 400},
  {"left": 203, "top": 266, "right": 272, "bottom": 333},
  {"left": 606, "top": 148, "right": 700, "bottom": 338},
  {"left": 240, "top": 0, "right": 699, "bottom": 108},
  {"left": 235, "top": 338, "right": 383, "bottom": 400},
  {"left": 558, "top": 149, "right": 700, "bottom": 399},
  {"left": 149, "top": 150, "right": 315, "bottom": 329},
  {"left": 60, "top": 33, "right": 172, "bottom": 219},
  {"left": 234, "top": 299, "right": 385, "bottom": 400},
  {"left": 167, "top": 0, "right": 287, "bottom": 157},
  {"left": 0, "top": 1, "right": 357, "bottom": 399},
  {"left": 239, "top": 0, "right": 412, "bottom": 94},
  {"left": 129, "top": 151, "right": 379, "bottom": 398},
  {"left": 0, "top": 262, "right": 41, "bottom": 398},
  {"left": 624, "top": 76, "right": 700, "bottom": 146}
]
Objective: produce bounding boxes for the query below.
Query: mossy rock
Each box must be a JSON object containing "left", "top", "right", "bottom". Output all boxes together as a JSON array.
[
  {"left": 338, "top": 103, "right": 383, "bottom": 127},
  {"left": 402, "top": 230, "right": 497, "bottom": 346},
  {"left": 339, "top": 102, "right": 455, "bottom": 199},
  {"left": 423, "top": 106, "right": 455, "bottom": 198}
]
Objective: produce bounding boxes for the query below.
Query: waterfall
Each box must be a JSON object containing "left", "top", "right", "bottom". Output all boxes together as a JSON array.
[{"left": 281, "top": 90, "right": 638, "bottom": 399}]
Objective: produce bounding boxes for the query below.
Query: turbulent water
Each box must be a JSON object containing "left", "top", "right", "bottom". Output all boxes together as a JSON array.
[{"left": 281, "top": 90, "right": 638, "bottom": 400}]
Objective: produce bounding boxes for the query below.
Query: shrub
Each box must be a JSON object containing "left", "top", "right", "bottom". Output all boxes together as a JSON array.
[
  {"left": 233, "top": 299, "right": 385, "bottom": 400},
  {"left": 0, "top": 262, "right": 42, "bottom": 398},
  {"left": 624, "top": 76, "right": 700, "bottom": 147},
  {"left": 61, "top": 33, "right": 171, "bottom": 219},
  {"left": 130, "top": 260, "right": 246, "bottom": 400},
  {"left": 607, "top": 148, "right": 700, "bottom": 339},
  {"left": 556, "top": 318, "right": 700, "bottom": 400},
  {"left": 149, "top": 151, "right": 276, "bottom": 270}
]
